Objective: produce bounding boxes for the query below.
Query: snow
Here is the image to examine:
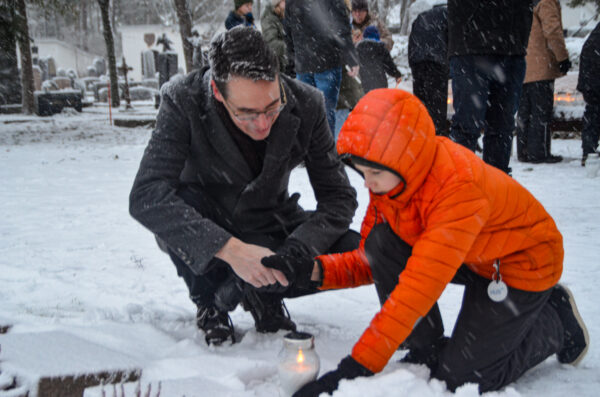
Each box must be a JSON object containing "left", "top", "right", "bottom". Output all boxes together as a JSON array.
[{"left": 0, "top": 105, "right": 599, "bottom": 397}]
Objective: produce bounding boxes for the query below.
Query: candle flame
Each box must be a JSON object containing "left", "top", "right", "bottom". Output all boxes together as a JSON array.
[{"left": 296, "top": 348, "right": 305, "bottom": 364}]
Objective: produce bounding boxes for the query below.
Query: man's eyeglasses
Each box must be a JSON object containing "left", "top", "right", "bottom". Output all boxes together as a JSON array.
[{"left": 223, "top": 82, "right": 287, "bottom": 122}]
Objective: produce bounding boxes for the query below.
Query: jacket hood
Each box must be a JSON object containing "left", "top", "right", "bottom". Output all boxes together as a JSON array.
[{"left": 337, "top": 89, "right": 437, "bottom": 202}]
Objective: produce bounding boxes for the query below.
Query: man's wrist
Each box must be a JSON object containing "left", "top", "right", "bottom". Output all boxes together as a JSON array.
[{"left": 215, "top": 236, "right": 241, "bottom": 265}]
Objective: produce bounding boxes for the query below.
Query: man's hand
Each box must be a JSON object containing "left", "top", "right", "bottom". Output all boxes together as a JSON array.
[
  {"left": 347, "top": 65, "right": 360, "bottom": 78},
  {"left": 215, "top": 237, "right": 289, "bottom": 289},
  {"left": 261, "top": 254, "right": 319, "bottom": 289}
]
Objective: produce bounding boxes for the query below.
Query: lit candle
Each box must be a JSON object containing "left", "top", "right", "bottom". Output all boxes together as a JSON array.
[{"left": 277, "top": 332, "right": 320, "bottom": 396}]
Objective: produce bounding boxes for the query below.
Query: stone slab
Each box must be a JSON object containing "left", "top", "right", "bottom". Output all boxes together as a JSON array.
[{"left": 0, "top": 331, "right": 141, "bottom": 397}]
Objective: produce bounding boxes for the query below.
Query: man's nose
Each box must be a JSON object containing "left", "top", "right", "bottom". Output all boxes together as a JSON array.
[{"left": 254, "top": 112, "right": 271, "bottom": 129}]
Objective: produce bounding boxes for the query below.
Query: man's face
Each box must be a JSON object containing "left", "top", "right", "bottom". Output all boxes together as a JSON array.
[
  {"left": 354, "top": 163, "right": 402, "bottom": 194},
  {"left": 239, "top": 2, "right": 253, "bottom": 14},
  {"left": 352, "top": 9, "right": 367, "bottom": 24},
  {"left": 212, "top": 77, "right": 283, "bottom": 141}
]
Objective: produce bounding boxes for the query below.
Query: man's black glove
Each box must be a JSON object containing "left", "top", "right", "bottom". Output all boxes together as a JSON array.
[
  {"left": 293, "top": 356, "right": 373, "bottom": 397},
  {"left": 261, "top": 254, "right": 317, "bottom": 290},
  {"left": 559, "top": 59, "right": 572, "bottom": 74}
]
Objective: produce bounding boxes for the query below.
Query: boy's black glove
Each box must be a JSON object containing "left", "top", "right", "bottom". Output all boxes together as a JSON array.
[
  {"left": 559, "top": 59, "right": 572, "bottom": 74},
  {"left": 292, "top": 356, "right": 373, "bottom": 397},
  {"left": 261, "top": 254, "right": 317, "bottom": 289}
]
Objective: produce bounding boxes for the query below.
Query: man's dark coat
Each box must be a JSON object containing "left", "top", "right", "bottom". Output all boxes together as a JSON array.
[{"left": 129, "top": 68, "right": 357, "bottom": 275}]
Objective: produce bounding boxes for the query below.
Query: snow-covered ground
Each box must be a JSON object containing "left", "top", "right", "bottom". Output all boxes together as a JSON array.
[{"left": 0, "top": 108, "right": 598, "bottom": 396}]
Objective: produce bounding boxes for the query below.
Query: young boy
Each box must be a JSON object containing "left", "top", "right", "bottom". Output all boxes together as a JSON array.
[
  {"left": 261, "top": 89, "right": 589, "bottom": 396},
  {"left": 355, "top": 26, "right": 402, "bottom": 93}
]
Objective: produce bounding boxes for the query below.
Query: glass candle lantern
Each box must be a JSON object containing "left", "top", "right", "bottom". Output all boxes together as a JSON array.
[{"left": 277, "top": 331, "right": 320, "bottom": 396}]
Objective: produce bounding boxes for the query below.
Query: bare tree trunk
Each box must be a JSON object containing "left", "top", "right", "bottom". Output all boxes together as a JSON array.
[
  {"left": 173, "top": 0, "right": 194, "bottom": 73},
  {"left": 399, "top": 0, "right": 413, "bottom": 35},
  {"left": 15, "top": 0, "right": 34, "bottom": 114},
  {"left": 97, "top": 0, "right": 120, "bottom": 108},
  {"left": 80, "top": 0, "right": 89, "bottom": 51},
  {"left": 255, "top": 0, "right": 261, "bottom": 20}
]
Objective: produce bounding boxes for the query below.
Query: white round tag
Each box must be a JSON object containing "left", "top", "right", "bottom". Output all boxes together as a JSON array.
[{"left": 487, "top": 280, "right": 508, "bottom": 302}]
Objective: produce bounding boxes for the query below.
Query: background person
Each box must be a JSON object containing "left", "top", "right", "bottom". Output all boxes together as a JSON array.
[
  {"left": 261, "top": 0, "right": 291, "bottom": 75},
  {"left": 516, "top": 0, "right": 570, "bottom": 164},
  {"left": 577, "top": 22, "right": 600, "bottom": 166},
  {"left": 447, "top": 0, "right": 534, "bottom": 174},
  {"left": 225, "top": 0, "right": 255, "bottom": 30},
  {"left": 408, "top": 1, "right": 449, "bottom": 136},
  {"left": 351, "top": 0, "right": 394, "bottom": 51},
  {"left": 284, "top": 0, "right": 360, "bottom": 134},
  {"left": 355, "top": 26, "right": 403, "bottom": 93}
]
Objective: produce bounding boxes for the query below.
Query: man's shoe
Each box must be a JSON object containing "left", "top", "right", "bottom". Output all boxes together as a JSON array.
[
  {"left": 242, "top": 289, "right": 297, "bottom": 333},
  {"left": 548, "top": 284, "right": 589, "bottom": 365},
  {"left": 196, "top": 305, "right": 236, "bottom": 346}
]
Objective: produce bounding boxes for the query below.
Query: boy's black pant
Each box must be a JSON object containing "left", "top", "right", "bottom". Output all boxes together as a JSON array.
[
  {"left": 364, "top": 223, "right": 563, "bottom": 393},
  {"left": 412, "top": 61, "right": 449, "bottom": 136},
  {"left": 166, "top": 185, "right": 360, "bottom": 310},
  {"left": 516, "top": 80, "right": 555, "bottom": 161}
]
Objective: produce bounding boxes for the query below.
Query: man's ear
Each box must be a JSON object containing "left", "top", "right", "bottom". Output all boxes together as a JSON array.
[{"left": 211, "top": 80, "right": 224, "bottom": 103}]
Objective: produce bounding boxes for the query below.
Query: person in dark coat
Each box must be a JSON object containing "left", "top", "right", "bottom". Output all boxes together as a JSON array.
[
  {"left": 356, "top": 26, "right": 402, "bottom": 93},
  {"left": 225, "top": 0, "right": 255, "bottom": 30},
  {"left": 578, "top": 22, "right": 600, "bottom": 166},
  {"left": 448, "top": 0, "right": 534, "bottom": 174},
  {"left": 408, "top": 1, "right": 449, "bottom": 136},
  {"left": 284, "top": 0, "right": 360, "bottom": 135},
  {"left": 129, "top": 27, "right": 359, "bottom": 346}
]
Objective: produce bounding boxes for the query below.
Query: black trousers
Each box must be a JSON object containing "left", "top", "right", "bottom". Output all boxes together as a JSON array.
[
  {"left": 364, "top": 223, "right": 563, "bottom": 393},
  {"left": 412, "top": 61, "right": 449, "bottom": 136},
  {"left": 167, "top": 185, "right": 361, "bottom": 310},
  {"left": 581, "top": 96, "right": 600, "bottom": 156},
  {"left": 516, "top": 80, "right": 555, "bottom": 161}
]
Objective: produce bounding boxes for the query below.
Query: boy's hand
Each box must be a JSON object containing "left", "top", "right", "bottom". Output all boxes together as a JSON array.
[{"left": 261, "top": 254, "right": 317, "bottom": 289}]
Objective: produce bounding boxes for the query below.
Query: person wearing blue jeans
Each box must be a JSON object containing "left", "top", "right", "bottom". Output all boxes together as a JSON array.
[
  {"left": 449, "top": 55, "right": 526, "bottom": 173},
  {"left": 285, "top": 0, "right": 359, "bottom": 135},
  {"left": 297, "top": 68, "right": 342, "bottom": 134}
]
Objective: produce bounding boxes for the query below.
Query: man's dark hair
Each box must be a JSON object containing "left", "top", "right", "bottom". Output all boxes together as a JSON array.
[{"left": 209, "top": 26, "right": 279, "bottom": 98}]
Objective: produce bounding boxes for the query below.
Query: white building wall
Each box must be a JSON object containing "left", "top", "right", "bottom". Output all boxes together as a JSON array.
[{"left": 34, "top": 39, "right": 101, "bottom": 77}]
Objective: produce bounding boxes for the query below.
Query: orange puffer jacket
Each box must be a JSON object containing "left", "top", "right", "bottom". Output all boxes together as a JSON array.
[{"left": 316, "top": 89, "right": 563, "bottom": 374}]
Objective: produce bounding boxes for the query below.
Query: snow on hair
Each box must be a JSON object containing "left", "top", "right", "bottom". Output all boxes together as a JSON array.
[{"left": 208, "top": 26, "right": 279, "bottom": 86}]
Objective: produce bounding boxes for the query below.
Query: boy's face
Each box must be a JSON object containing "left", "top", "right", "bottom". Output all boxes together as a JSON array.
[{"left": 354, "top": 163, "right": 403, "bottom": 194}]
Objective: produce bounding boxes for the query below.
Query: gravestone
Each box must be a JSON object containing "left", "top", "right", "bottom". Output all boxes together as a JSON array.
[
  {"left": 93, "top": 57, "right": 106, "bottom": 76},
  {"left": 38, "top": 57, "right": 49, "bottom": 81},
  {"left": 46, "top": 56, "right": 57, "bottom": 79},
  {"left": 0, "top": 331, "right": 141, "bottom": 397},
  {"left": 53, "top": 76, "right": 72, "bottom": 90},
  {"left": 32, "top": 65, "right": 42, "bottom": 91},
  {"left": 34, "top": 90, "right": 83, "bottom": 115}
]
